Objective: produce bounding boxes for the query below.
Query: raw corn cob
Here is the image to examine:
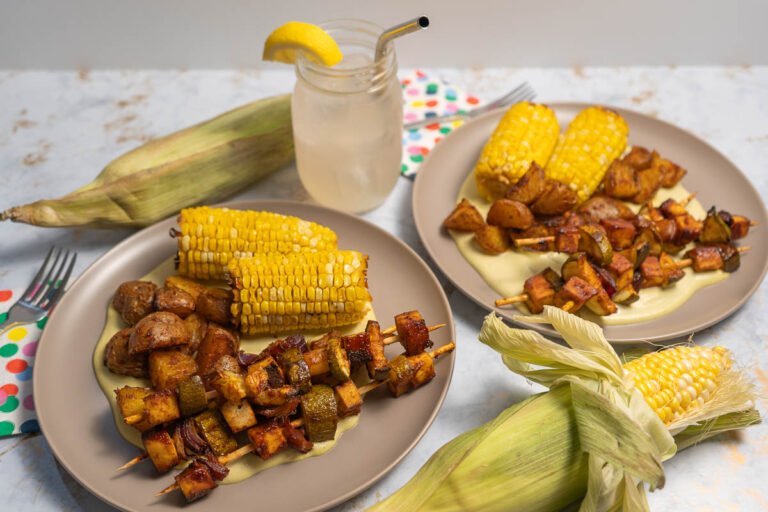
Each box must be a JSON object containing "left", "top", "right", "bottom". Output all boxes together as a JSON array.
[
  {"left": 545, "top": 106, "right": 629, "bottom": 203},
  {"left": 369, "top": 309, "right": 759, "bottom": 512},
  {"left": 1, "top": 95, "right": 293, "bottom": 228},
  {"left": 228, "top": 250, "right": 371, "bottom": 335},
  {"left": 474, "top": 102, "right": 560, "bottom": 201},
  {"left": 176, "top": 206, "right": 338, "bottom": 280}
]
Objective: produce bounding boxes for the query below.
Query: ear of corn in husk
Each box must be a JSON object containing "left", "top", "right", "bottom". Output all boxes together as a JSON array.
[
  {"left": 367, "top": 307, "right": 759, "bottom": 512},
  {"left": 1, "top": 94, "right": 293, "bottom": 228}
]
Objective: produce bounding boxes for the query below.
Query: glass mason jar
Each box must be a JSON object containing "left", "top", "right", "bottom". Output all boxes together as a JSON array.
[{"left": 292, "top": 19, "right": 403, "bottom": 213}]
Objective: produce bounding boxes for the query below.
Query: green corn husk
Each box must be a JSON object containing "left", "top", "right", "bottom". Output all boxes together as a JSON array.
[
  {"left": 368, "top": 307, "right": 760, "bottom": 512},
  {"left": 1, "top": 94, "right": 293, "bottom": 228}
]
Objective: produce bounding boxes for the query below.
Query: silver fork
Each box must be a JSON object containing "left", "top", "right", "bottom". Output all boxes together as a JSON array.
[
  {"left": 0, "top": 247, "right": 77, "bottom": 337},
  {"left": 404, "top": 81, "right": 536, "bottom": 130}
]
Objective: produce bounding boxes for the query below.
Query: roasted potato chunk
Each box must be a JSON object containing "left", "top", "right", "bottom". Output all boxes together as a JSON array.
[
  {"left": 143, "top": 429, "right": 181, "bottom": 473},
  {"left": 505, "top": 162, "right": 547, "bottom": 205},
  {"left": 154, "top": 287, "right": 196, "bottom": 318},
  {"left": 622, "top": 146, "right": 653, "bottom": 170},
  {"left": 602, "top": 159, "right": 639, "bottom": 199},
  {"left": 196, "top": 288, "right": 233, "bottom": 326},
  {"left": 632, "top": 166, "right": 663, "bottom": 204},
  {"left": 577, "top": 196, "right": 635, "bottom": 222},
  {"left": 442, "top": 198, "right": 485, "bottom": 232},
  {"left": 104, "top": 327, "right": 148, "bottom": 378},
  {"left": 148, "top": 349, "right": 198, "bottom": 391},
  {"left": 128, "top": 312, "right": 191, "bottom": 355},
  {"left": 474, "top": 225, "right": 509, "bottom": 254},
  {"left": 651, "top": 152, "right": 687, "bottom": 188},
  {"left": 195, "top": 324, "right": 239, "bottom": 382},
  {"left": 112, "top": 281, "right": 157, "bottom": 326},
  {"left": 165, "top": 275, "right": 206, "bottom": 301},
  {"left": 144, "top": 389, "right": 181, "bottom": 427},
  {"left": 183, "top": 313, "right": 208, "bottom": 355},
  {"left": 487, "top": 199, "right": 534, "bottom": 230},
  {"left": 530, "top": 181, "right": 578, "bottom": 216}
]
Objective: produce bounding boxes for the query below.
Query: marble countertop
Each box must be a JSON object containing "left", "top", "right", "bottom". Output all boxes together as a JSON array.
[{"left": 0, "top": 67, "right": 766, "bottom": 511}]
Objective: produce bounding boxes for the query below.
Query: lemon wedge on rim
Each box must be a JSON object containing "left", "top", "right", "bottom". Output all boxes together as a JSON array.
[{"left": 263, "top": 21, "right": 343, "bottom": 66}]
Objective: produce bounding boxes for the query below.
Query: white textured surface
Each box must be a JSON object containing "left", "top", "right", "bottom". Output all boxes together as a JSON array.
[{"left": 0, "top": 67, "right": 767, "bottom": 511}]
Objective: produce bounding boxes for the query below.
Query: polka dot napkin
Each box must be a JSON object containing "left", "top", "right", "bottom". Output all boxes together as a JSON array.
[
  {"left": 400, "top": 70, "right": 484, "bottom": 179},
  {"left": 0, "top": 289, "right": 43, "bottom": 436}
]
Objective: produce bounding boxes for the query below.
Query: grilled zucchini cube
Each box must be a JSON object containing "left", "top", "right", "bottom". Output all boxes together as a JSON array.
[
  {"left": 144, "top": 389, "right": 181, "bottom": 427},
  {"left": 142, "top": 429, "right": 181, "bottom": 473},
  {"left": 220, "top": 400, "right": 257, "bottom": 433},
  {"left": 387, "top": 355, "right": 415, "bottom": 398},
  {"left": 148, "top": 349, "right": 198, "bottom": 391},
  {"left": 334, "top": 380, "right": 363, "bottom": 418},
  {"left": 194, "top": 410, "right": 238, "bottom": 456},
  {"left": 247, "top": 422, "right": 287, "bottom": 460},
  {"left": 175, "top": 460, "right": 217, "bottom": 502},
  {"left": 114, "top": 386, "right": 153, "bottom": 432},
  {"left": 365, "top": 320, "right": 389, "bottom": 381},
  {"left": 585, "top": 288, "right": 618, "bottom": 316}
]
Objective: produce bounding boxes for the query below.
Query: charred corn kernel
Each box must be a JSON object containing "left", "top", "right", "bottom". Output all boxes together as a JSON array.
[
  {"left": 545, "top": 106, "right": 628, "bottom": 203},
  {"left": 228, "top": 250, "right": 371, "bottom": 335},
  {"left": 177, "top": 206, "right": 338, "bottom": 280},
  {"left": 624, "top": 345, "right": 732, "bottom": 424},
  {"left": 474, "top": 102, "right": 560, "bottom": 201}
]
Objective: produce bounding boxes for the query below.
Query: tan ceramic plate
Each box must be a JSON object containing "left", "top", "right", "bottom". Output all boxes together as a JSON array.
[
  {"left": 34, "top": 200, "right": 455, "bottom": 512},
  {"left": 413, "top": 103, "right": 768, "bottom": 343}
]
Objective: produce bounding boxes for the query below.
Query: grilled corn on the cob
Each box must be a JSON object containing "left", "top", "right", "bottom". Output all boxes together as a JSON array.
[
  {"left": 545, "top": 106, "right": 629, "bottom": 203},
  {"left": 228, "top": 250, "right": 371, "bottom": 335},
  {"left": 176, "top": 206, "right": 338, "bottom": 280},
  {"left": 474, "top": 102, "right": 560, "bottom": 201}
]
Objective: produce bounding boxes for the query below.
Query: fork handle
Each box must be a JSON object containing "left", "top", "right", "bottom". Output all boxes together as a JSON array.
[
  {"left": 404, "top": 114, "right": 467, "bottom": 130},
  {"left": 0, "top": 321, "right": 24, "bottom": 338}
]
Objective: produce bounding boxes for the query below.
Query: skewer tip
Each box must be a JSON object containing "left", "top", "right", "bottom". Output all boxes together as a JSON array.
[{"left": 156, "top": 483, "right": 179, "bottom": 496}]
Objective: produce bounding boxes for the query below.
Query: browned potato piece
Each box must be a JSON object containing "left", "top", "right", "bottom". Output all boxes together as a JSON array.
[
  {"left": 104, "top": 327, "right": 148, "bottom": 378},
  {"left": 632, "top": 166, "right": 663, "bottom": 204},
  {"left": 487, "top": 199, "right": 534, "bottom": 230},
  {"left": 112, "top": 281, "right": 157, "bottom": 326},
  {"left": 443, "top": 198, "right": 485, "bottom": 232},
  {"left": 577, "top": 196, "right": 635, "bottom": 222},
  {"left": 530, "top": 181, "right": 578, "bottom": 216},
  {"left": 585, "top": 289, "right": 618, "bottom": 316},
  {"left": 195, "top": 324, "right": 239, "bottom": 383},
  {"left": 196, "top": 288, "right": 233, "bottom": 326},
  {"left": 578, "top": 224, "right": 613, "bottom": 266},
  {"left": 165, "top": 275, "right": 206, "bottom": 302},
  {"left": 128, "top": 312, "right": 191, "bottom": 355},
  {"left": 183, "top": 313, "right": 208, "bottom": 355},
  {"left": 602, "top": 159, "right": 640, "bottom": 199},
  {"left": 148, "top": 349, "right": 198, "bottom": 391},
  {"left": 651, "top": 151, "right": 687, "bottom": 188},
  {"left": 505, "top": 162, "right": 547, "bottom": 205},
  {"left": 144, "top": 389, "right": 181, "bottom": 427},
  {"left": 474, "top": 225, "right": 509, "bottom": 254},
  {"left": 622, "top": 146, "right": 653, "bottom": 170},
  {"left": 154, "top": 287, "right": 196, "bottom": 318}
]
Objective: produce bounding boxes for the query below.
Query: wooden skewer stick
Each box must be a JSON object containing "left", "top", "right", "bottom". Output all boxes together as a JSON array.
[
  {"left": 495, "top": 247, "right": 751, "bottom": 308},
  {"left": 117, "top": 452, "right": 148, "bottom": 471},
  {"left": 156, "top": 343, "right": 456, "bottom": 496},
  {"left": 382, "top": 323, "right": 446, "bottom": 344},
  {"left": 679, "top": 192, "right": 697, "bottom": 207}
]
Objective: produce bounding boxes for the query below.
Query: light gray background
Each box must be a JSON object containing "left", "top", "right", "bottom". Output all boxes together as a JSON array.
[{"left": 1, "top": 0, "right": 767, "bottom": 69}]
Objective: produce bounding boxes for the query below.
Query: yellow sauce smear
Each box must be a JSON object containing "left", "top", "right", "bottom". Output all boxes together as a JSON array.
[
  {"left": 452, "top": 174, "right": 728, "bottom": 326},
  {"left": 92, "top": 257, "right": 375, "bottom": 484}
]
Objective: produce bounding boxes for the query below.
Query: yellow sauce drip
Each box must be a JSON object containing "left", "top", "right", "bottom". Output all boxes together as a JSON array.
[
  {"left": 92, "top": 256, "right": 375, "bottom": 484},
  {"left": 452, "top": 174, "right": 728, "bottom": 325}
]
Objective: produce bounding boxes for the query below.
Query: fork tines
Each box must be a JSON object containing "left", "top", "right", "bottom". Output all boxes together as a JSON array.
[{"left": 22, "top": 246, "right": 77, "bottom": 309}]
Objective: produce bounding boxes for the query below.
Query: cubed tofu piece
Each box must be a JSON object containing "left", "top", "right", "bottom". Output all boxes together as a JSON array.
[
  {"left": 684, "top": 246, "right": 724, "bottom": 272},
  {"left": 523, "top": 274, "right": 555, "bottom": 314},
  {"left": 115, "top": 386, "right": 153, "bottom": 432},
  {"left": 487, "top": 199, "right": 534, "bottom": 230},
  {"left": 244, "top": 365, "right": 269, "bottom": 398},
  {"left": 555, "top": 227, "right": 580, "bottom": 254},
  {"left": 341, "top": 333, "right": 373, "bottom": 366},
  {"left": 729, "top": 215, "right": 751, "bottom": 240},
  {"left": 553, "top": 276, "right": 597, "bottom": 313},
  {"left": 148, "top": 349, "right": 198, "bottom": 391},
  {"left": 195, "top": 324, "right": 239, "bottom": 384},
  {"left": 211, "top": 355, "right": 246, "bottom": 403},
  {"left": 654, "top": 218, "right": 677, "bottom": 243},
  {"left": 600, "top": 218, "right": 636, "bottom": 250},
  {"left": 394, "top": 311, "right": 432, "bottom": 356},
  {"left": 303, "top": 348, "right": 330, "bottom": 377},
  {"left": 196, "top": 288, "right": 233, "bottom": 326},
  {"left": 659, "top": 253, "right": 685, "bottom": 286},
  {"left": 673, "top": 214, "right": 702, "bottom": 246},
  {"left": 334, "top": 380, "right": 363, "bottom": 418},
  {"left": 407, "top": 352, "right": 436, "bottom": 389},
  {"left": 220, "top": 400, "right": 257, "bottom": 433},
  {"left": 365, "top": 320, "right": 389, "bottom": 381},
  {"left": 639, "top": 256, "right": 665, "bottom": 288},
  {"left": 606, "top": 253, "right": 634, "bottom": 290},
  {"left": 247, "top": 423, "right": 287, "bottom": 460},
  {"left": 251, "top": 385, "right": 299, "bottom": 407},
  {"left": 442, "top": 198, "right": 485, "bottom": 232},
  {"left": 142, "top": 429, "right": 181, "bottom": 473},
  {"left": 387, "top": 355, "right": 415, "bottom": 398},
  {"left": 659, "top": 198, "right": 688, "bottom": 218},
  {"left": 175, "top": 460, "right": 217, "bottom": 503},
  {"left": 144, "top": 389, "right": 181, "bottom": 427}
]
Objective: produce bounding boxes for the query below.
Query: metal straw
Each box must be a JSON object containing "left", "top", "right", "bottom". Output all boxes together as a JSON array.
[{"left": 374, "top": 16, "right": 429, "bottom": 62}]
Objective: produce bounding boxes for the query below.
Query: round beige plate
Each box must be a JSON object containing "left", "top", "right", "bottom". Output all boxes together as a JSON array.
[
  {"left": 413, "top": 103, "right": 768, "bottom": 343},
  {"left": 34, "top": 200, "right": 455, "bottom": 512}
]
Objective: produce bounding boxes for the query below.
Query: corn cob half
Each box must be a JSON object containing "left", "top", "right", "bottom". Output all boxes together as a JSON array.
[
  {"left": 176, "top": 206, "right": 338, "bottom": 280},
  {"left": 227, "top": 250, "right": 371, "bottom": 335},
  {"left": 474, "top": 102, "right": 560, "bottom": 201},
  {"left": 545, "top": 106, "right": 629, "bottom": 203}
]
